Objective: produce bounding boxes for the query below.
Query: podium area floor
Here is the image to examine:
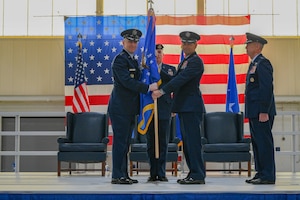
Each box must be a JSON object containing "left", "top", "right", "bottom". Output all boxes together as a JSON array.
[{"left": 0, "top": 171, "right": 299, "bottom": 197}]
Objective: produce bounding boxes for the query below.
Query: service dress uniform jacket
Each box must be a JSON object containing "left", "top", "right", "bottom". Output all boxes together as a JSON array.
[
  {"left": 161, "top": 52, "right": 206, "bottom": 180},
  {"left": 157, "top": 64, "right": 176, "bottom": 119},
  {"left": 146, "top": 63, "right": 176, "bottom": 179},
  {"left": 164, "top": 53, "right": 205, "bottom": 113},
  {"left": 108, "top": 50, "right": 148, "bottom": 115},
  {"left": 245, "top": 54, "right": 276, "bottom": 118},
  {"left": 108, "top": 49, "right": 149, "bottom": 179},
  {"left": 245, "top": 53, "right": 276, "bottom": 182}
]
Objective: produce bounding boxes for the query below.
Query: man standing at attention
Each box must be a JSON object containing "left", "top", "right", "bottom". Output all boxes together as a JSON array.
[
  {"left": 146, "top": 44, "right": 176, "bottom": 182},
  {"left": 244, "top": 32, "right": 276, "bottom": 185},
  {"left": 152, "top": 31, "right": 206, "bottom": 184},
  {"left": 108, "top": 29, "right": 158, "bottom": 185}
]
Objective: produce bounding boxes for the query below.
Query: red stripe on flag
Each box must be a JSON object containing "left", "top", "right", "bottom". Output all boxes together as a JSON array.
[
  {"left": 203, "top": 94, "right": 245, "bottom": 104},
  {"left": 108, "top": 135, "right": 113, "bottom": 145},
  {"left": 89, "top": 95, "right": 110, "bottom": 105},
  {"left": 65, "top": 94, "right": 245, "bottom": 106},
  {"left": 157, "top": 35, "right": 247, "bottom": 45},
  {"left": 72, "top": 84, "right": 90, "bottom": 113},
  {"left": 163, "top": 54, "right": 249, "bottom": 65},
  {"left": 201, "top": 74, "right": 246, "bottom": 84},
  {"left": 66, "top": 95, "right": 110, "bottom": 106},
  {"left": 156, "top": 15, "right": 250, "bottom": 26}
]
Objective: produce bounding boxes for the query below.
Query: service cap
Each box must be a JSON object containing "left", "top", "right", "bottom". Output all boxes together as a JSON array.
[
  {"left": 245, "top": 32, "right": 267, "bottom": 45},
  {"left": 156, "top": 44, "right": 164, "bottom": 50},
  {"left": 121, "top": 29, "right": 142, "bottom": 42},
  {"left": 179, "top": 31, "right": 200, "bottom": 43}
]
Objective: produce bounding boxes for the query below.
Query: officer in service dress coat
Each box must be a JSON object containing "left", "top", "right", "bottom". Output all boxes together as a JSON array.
[
  {"left": 108, "top": 28, "right": 158, "bottom": 184},
  {"left": 152, "top": 31, "right": 206, "bottom": 184},
  {"left": 244, "top": 32, "right": 276, "bottom": 185}
]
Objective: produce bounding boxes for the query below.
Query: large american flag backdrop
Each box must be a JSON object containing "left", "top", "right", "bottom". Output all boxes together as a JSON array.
[{"left": 64, "top": 15, "right": 251, "bottom": 137}]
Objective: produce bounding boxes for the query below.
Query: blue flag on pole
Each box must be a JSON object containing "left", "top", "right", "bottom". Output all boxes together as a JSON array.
[
  {"left": 137, "top": 9, "right": 161, "bottom": 134},
  {"left": 226, "top": 45, "right": 240, "bottom": 113}
]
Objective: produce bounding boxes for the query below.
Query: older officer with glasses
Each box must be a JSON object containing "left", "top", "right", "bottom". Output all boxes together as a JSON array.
[{"left": 244, "top": 32, "right": 276, "bottom": 185}]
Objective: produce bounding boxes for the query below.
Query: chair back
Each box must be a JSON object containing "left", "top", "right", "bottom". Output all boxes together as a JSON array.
[
  {"left": 203, "top": 112, "right": 244, "bottom": 144},
  {"left": 66, "top": 112, "right": 108, "bottom": 143}
]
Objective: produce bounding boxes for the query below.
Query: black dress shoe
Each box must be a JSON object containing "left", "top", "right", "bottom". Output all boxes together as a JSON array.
[
  {"left": 245, "top": 177, "right": 259, "bottom": 184},
  {"left": 111, "top": 177, "right": 132, "bottom": 184},
  {"left": 127, "top": 177, "right": 138, "bottom": 183},
  {"left": 251, "top": 178, "right": 275, "bottom": 185},
  {"left": 157, "top": 177, "right": 168, "bottom": 182},
  {"left": 147, "top": 176, "right": 157, "bottom": 182},
  {"left": 178, "top": 177, "right": 205, "bottom": 184},
  {"left": 177, "top": 177, "right": 189, "bottom": 183}
]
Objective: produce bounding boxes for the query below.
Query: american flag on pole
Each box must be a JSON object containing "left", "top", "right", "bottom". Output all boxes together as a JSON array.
[
  {"left": 64, "top": 15, "right": 250, "bottom": 135},
  {"left": 72, "top": 36, "right": 90, "bottom": 113}
]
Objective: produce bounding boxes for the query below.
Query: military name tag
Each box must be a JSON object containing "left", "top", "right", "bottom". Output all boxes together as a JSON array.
[
  {"left": 181, "top": 61, "right": 188, "bottom": 69},
  {"left": 168, "top": 69, "right": 174, "bottom": 76}
]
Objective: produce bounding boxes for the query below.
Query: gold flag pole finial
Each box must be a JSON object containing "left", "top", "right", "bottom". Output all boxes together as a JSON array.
[
  {"left": 229, "top": 35, "right": 235, "bottom": 48},
  {"left": 143, "top": 0, "right": 155, "bottom": 69},
  {"left": 77, "top": 33, "right": 82, "bottom": 49},
  {"left": 148, "top": 0, "right": 155, "bottom": 16},
  {"left": 148, "top": 0, "right": 154, "bottom": 9}
]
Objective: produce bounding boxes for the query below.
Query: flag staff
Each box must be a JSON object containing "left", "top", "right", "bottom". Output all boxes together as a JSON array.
[
  {"left": 154, "top": 88, "right": 159, "bottom": 159},
  {"left": 146, "top": 0, "right": 159, "bottom": 159},
  {"left": 148, "top": 1, "right": 159, "bottom": 159}
]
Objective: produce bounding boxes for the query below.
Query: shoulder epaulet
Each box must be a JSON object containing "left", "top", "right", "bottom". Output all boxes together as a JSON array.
[
  {"left": 259, "top": 56, "right": 266, "bottom": 60},
  {"left": 254, "top": 55, "right": 267, "bottom": 66}
]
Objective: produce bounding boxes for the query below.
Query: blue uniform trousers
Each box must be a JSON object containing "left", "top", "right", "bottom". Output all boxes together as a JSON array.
[
  {"left": 249, "top": 115, "right": 276, "bottom": 181},
  {"left": 110, "top": 113, "right": 135, "bottom": 179},
  {"left": 146, "top": 118, "right": 170, "bottom": 178},
  {"left": 179, "top": 112, "right": 205, "bottom": 180}
]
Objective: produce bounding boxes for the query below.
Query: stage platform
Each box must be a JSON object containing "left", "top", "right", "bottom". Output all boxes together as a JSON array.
[{"left": 0, "top": 171, "right": 299, "bottom": 200}]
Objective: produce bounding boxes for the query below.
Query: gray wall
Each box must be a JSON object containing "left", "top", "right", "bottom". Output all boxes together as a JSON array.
[{"left": 1, "top": 117, "right": 65, "bottom": 172}]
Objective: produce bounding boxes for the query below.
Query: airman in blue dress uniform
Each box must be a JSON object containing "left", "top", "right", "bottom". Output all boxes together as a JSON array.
[
  {"left": 108, "top": 28, "right": 158, "bottom": 184},
  {"left": 152, "top": 31, "right": 206, "bottom": 184},
  {"left": 244, "top": 32, "right": 276, "bottom": 185},
  {"left": 146, "top": 44, "right": 176, "bottom": 182}
]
